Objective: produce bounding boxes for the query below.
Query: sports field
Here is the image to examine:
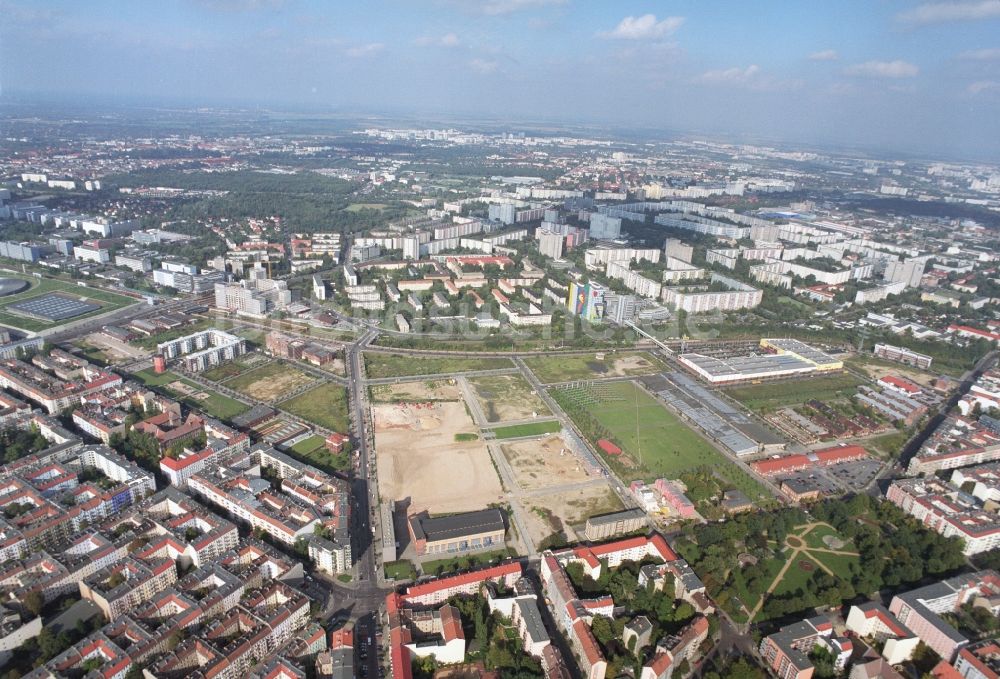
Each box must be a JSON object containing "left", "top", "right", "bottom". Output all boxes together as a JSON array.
[
  {"left": 0, "top": 274, "right": 137, "bottom": 332},
  {"left": 278, "top": 382, "right": 350, "bottom": 432},
  {"left": 522, "top": 351, "right": 666, "bottom": 383},
  {"left": 364, "top": 353, "right": 513, "bottom": 379},
  {"left": 723, "top": 373, "right": 863, "bottom": 413},
  {"left": 553, "top": 381, "right": 767, "bottom": 498}
]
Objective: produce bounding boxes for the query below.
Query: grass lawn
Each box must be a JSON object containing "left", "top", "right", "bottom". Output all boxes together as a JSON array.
[
  {"left": 731, "top": 557, "right": 785, "bottom": 619},
  {"left": 490, "top": 420, "right": 562, "bottom": 439},
  {"left": 132, "top": 368, "right": 249, "bottom": 420},
  {"left": 364, "top": 353, "right": 513, "bottom": 379},
  {"left": 810, "top": 550, "right": 861, "bottom": 577},
  {"left": 345, "top": 203, "right": 388, "bottom": 212},
  {"left": 522, "top": 351, "right": 667, "bottom": 383},
  {"left": 384, "top": 560, "right": 418, "bottom": 581},
  {"left": 803, "top": 524, "right": 856, "bottom": 551},
  {"left": 553, "top": 381, "right": 767, "bottom": 498},
  {"left": 0, "top": 274, "right": 137, "bottom": 332},
  {"left": 284, "top": 437, "right": 350, "bottom": 473},
  {"left": 132, "top": 367, "right": 184, "bottom": 387},
  {"left": 868, "top": 430, "right": 911, "bottom": 459},
  {"left": 723, "top": 373, "right": 864, "bottom": 413},
  {"left": 421, "top": 548, "right": 513, "bottom": 576},
  {"left": 289, "top": 435, "right": 327, "bottom": 456},
  {"left": 279, "top": 382, "right": 350, "bottom": 432},
  {"left": 771, "top": 552, "right": 825, "bottom": 597},
  {"left": 201, "top": 360, "right": 250, "bottom": 382}
]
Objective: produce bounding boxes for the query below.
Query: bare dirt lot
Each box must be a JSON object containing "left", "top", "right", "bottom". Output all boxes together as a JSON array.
[
  {"left": 228, "top": 363, "right": 317, "bottom": 401},
  {"left": 82, "top": 332, "right": 149, "bottom": 362},
  {"left": 852, "top": 362, "right": 937, "bottom": 388},
  {"left": 370, "top": 379, "right": 463, "bottom": 403},
  {"left": 468, "top": 374, "right": 551, "bottom": 422},
  {"left": 501, "top": 435, "right": 593, "bottom": 491},
  {"left": 373, "top": 401, "right": 503, "bottom": 514},
  {"left": 522, "top": 485, "right": 624, "bottom": 546},
  {"left": 610, "top": 354, "right": 660, "bottom": 376}
]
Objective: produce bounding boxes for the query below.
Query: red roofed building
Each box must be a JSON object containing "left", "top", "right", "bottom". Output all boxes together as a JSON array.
[
  {"left": 931, "top": 660, "right": 966, "bottom": 679},
  {"left": 812, "top": 445, "right": 869, "bottom": 466},
  {"left": 949, "top": 325, "right": 1000, "bottom": 344},
  {"left": 325, "top": 432, "right": 349, "bottom": 453},
  {"left": 879, "top": 375, "right": 922, "bottom": 396},
  {"left": 401, "top": 561, "right": 523, "bottom": 607},
  {"left": 751, "top": 454, "right": 812, "bottom": 477}
]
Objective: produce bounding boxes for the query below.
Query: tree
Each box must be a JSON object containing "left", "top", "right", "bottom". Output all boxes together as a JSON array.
[
  {"left": 590, "top": 615, "right": 614, "bottom": 646},
  {"left": 22, "top": 591, "right": 43, "bottom": 617}
]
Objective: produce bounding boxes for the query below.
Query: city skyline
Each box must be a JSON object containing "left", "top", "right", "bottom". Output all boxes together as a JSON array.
[{"left": 2, "top": 1, "right": 1000, "bottom": 159}]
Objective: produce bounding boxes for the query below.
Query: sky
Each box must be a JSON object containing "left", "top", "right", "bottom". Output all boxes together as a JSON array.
[{"left": 2, "top": 0, "right": 1000, "bottom": 159}]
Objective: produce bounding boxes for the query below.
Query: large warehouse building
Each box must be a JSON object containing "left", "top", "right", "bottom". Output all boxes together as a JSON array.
[
  {"left": 678, "top": 338, "right": 843, "bottom": 385},
  {"left": 408, "top": 509, "right": 507, "bottom": 556}
]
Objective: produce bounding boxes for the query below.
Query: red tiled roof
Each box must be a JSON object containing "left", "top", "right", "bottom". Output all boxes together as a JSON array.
[
  {"left": 403, "top": 562, "right": 521, "bottom": 600},
  {"left": 751, "top": 454, "right": 811, "bottom": 475},
  {"left": 813, "top": 445, "right": 868, "bottom": 465},
  {"left": 879, "top": 375, "right": 921, "bottom": 394}
]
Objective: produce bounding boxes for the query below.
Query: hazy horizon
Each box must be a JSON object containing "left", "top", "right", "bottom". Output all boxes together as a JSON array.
[{"left": 2, "top": 0, "right": 1000, "bottom": 160}]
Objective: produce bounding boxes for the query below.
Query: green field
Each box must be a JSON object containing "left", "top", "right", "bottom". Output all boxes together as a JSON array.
[
  {"left": 771, "top": 553, "right": 826, "bottom": 597},
  {"left": 490, "top": 420, "right": 562, "bottom": 439},
  {"left": 364, "top": 353, "right": 513, "bottom": 379},
  {"left": 384, "top": 560, "right": 418, "bottom": 581},
  {"left": 345, "top": 203, "right": 389, "bottom": 212},
  {"left": 421, "top": 548, "right": 513, "bottom": 576},
  {"left": 868, "top": 430, "right": 911, "bottom": 458},
  {"left": 522, "top": 351, "right": 666, "bottom": 383},
  {"left": 0, "top": 274, "right": 137, "bottom": 332},
  {"left": 132, "top": 367, "right": 185, "bottom": 387},
  {"left": 289, "top": 435, "right": 327, "bottom": 456},
  {"left": 723, "top": 373, "right": 864, "bottom": 413},
  {"left": 201, "top": 360, "right": 249, "bottom": 382},
  {"left": 553, "top": 381, "right": 767, "bottom": 498},
  {"left": 285, "top": 435, "right": 350, "bottom": 472},
  {"left": 278, "top": 382, "right": 350, "bottom": 432},
  {"left": 132, "top": 368, "right": 249, "bottom": 420}
]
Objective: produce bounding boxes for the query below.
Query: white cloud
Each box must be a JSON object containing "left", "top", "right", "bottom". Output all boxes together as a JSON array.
[
  {"left": 698, "top": 64, "right": 760, "bottom": 84},
  {"left": 469, "top": 58, "right": 499, "bottom": 74},
  {"left": 415, "top": 32, "right": 460, "bottom": 47},
  {"left": 968, "top": 79, "right": 1000, "bottom": 93},
  {"left": 476, "top": 0, "right": 566, "bottom": 16},
  {"left": 896, "top": 0, "right": 1000, "bottom": 25},
  {"left": 600, "top": 14, "right": 684, "bottom": 40},
  {"left": 808, "top": 49, "right": 838, "bottom": 61},
  {"left": 959, "top": 47, "right": 1000, "bottom": 59},
  {"left": 845, "top": 60, "right": 919, "bottom": 78},
  {"left": 345, "top": 42, "right": 384, "bottom": 58}
]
